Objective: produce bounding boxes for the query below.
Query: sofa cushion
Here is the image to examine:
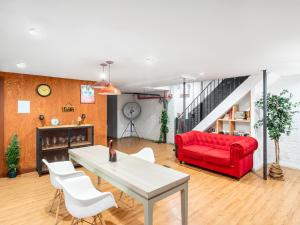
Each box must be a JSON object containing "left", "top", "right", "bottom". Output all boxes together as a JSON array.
[
  {"left": 183, "top": 145, "right": 214, "bottom": 160},
  {"left": 203, "top": 149, "right": 231, "bottom": 166}
]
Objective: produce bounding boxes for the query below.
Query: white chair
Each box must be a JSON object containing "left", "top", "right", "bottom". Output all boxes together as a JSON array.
[
  {"left": 120, "top": 147, "right": 155, "bottom": 207},
  {"left": 56, "top": 175, "right": 118, "bottom": 225},
  {"left": 42, "top": 159, "right": 85, "bottom": 224},
  {"left": 131, "top": 147, "right": 155, "bottom": 163}
]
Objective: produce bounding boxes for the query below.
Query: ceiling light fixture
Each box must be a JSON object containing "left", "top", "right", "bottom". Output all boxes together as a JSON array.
[
  {"left": 199, "top": 72, "right": 205, "bottom": 76},
  {"left": 92, "top": 63, "right": 109, "bottom": 89},
  {"left": 145, "top": 57, "right": 156, "bottom": 64},
  {"left": 97, "top": 61, "right": 121, "bottom": 95},
  {"left": 16, "top": 62, "right": 27, "bottom": 69},
  {"left": 28, "top": 27, "right": 39, "bottom": 35}
]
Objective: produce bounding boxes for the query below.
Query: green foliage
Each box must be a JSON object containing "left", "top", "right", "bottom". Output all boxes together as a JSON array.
[
  {"left": 159, "top": 109, "right": 169, "bottom": 143},
  {"left": 5, "top": 134, "right": 20, "bottom": 172},
  {"left": 254, "top": 89, "right": 300, "bottom": 141}
]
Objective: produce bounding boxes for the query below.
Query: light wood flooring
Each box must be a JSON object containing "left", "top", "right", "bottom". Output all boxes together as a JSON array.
[{"left": 0, "top": 138, "right": 300, "bottom": 225}]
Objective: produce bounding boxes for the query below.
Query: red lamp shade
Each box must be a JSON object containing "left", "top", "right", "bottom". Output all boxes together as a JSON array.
[{"left": 97, "top": 83, "right": 121, "bottom": 95}]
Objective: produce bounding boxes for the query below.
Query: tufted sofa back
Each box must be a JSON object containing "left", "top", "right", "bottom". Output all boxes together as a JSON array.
[{"left": 192, "top": 131, "right": 245, "bottom": 151}]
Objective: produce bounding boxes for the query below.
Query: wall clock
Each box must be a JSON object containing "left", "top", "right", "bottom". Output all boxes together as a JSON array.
[{"left": 36, "top": 84, "right": 51, "bottom": 97}]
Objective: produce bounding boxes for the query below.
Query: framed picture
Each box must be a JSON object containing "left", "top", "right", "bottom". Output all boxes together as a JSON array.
[{"left": 80, "top": 85, "right": 95, "bottom": 104}]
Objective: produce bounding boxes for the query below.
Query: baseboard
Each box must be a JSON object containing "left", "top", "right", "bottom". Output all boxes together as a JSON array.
[
  {"left": 252, "top": 161, "right": 300, "bottom": 171},
  {"left": 280, "top": 161, "right": 300, "bottom": 170}
]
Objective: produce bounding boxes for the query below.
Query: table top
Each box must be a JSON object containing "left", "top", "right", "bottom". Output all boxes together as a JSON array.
[{"left": 69, "top": 145, "right": 190, "bottom": 199}]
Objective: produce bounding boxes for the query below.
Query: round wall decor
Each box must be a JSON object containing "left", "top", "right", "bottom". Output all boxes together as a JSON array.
[{"left": 36, "top": 84, "right": 51, "bottom": 97}]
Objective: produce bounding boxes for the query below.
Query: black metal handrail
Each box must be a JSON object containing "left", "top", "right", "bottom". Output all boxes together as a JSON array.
[
  {"left": 175, "top": 76, "right": 249, "bottom": 134},
  {"left": 177, "top": 79, "right": 219, "bottom": 119}
]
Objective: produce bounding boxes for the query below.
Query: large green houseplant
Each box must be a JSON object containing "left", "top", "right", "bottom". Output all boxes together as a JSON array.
[
  {"left": 254, "top": 89, "right": 299, "bottom": 179},
  {"left": 5, "top": 134, "right": 20, "bottom": 178}
]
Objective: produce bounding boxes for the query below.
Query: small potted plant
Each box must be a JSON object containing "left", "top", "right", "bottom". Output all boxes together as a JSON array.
[{"left": 5, "top": 134, "right": 20, "bottom": 178}]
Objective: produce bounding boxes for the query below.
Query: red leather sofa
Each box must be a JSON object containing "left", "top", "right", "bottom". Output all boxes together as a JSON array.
[{"left": 175, "top": 131, "right": 258, "bottom": 179}]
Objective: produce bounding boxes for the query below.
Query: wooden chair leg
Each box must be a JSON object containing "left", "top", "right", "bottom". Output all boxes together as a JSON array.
[
  {"left": 97, "top": 214, "right": 106, "bottom": 225},
  {"left": 93, "top": 216, "right": 98, "bottom": 225},
  {"left": 55, "top": 190, "right": 62, "bottom": 224},
  {"left": 119, "top": 191, "right": 124, "bottom": 201},
  {"left": 70, "top": 217, "right": 75, "bottom": 225},
  {"left": 49, "top": 189, "right": 59, "bottom": 212}
]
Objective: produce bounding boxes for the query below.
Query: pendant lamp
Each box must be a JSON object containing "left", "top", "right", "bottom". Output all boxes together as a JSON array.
[
  {"left": 92, "top": 63, "right": 109, "bottom": 89},
  {"left": 97, "top": 61, "right": 121, "bottom": 95}
]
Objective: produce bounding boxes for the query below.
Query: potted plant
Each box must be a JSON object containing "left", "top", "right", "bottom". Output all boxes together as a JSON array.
[
  {"left": 255, "top": 89, "right": 299, "bottom": 179},
  {"left": 5, "top": 134, "right": 20, "bottom": 178},
  {"left": 159, "top": 109, "right": 169, "bottom": 143}
]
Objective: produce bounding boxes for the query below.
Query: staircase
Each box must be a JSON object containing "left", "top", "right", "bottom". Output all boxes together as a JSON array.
[{"left": 175, "top": 76, "right": 249, "bottom": 134}]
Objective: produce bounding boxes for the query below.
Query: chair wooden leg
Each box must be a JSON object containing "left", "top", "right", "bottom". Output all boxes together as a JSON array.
[
  {"left": 97, "top": 214, "right": 106, "bottom": 225},
  {"left": 49, "top": 189, "right": 59, "bottom": 212},
  {"left": 119, "top": 191, "right": 124, "bottom": 201},
  {"left": 75, "top": 218, "right": 80, "bottom": 225},
  {"left": 97, "top": 176, "right": 101, "bottom": 185},
  {"left": 55, "top": 190, "right": 62, "bottom": 224},
  {"left": 70, "top": 217, "right": 75, "bottom": 225}
]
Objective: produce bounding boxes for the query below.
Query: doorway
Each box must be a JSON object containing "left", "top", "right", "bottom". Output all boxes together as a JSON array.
[{"left": 107, "top": 95, "right": 118, "bottom": 139}]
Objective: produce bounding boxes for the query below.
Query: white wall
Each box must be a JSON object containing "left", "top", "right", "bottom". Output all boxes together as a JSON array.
[
  {"left": 116, "top": 94, "right": 164, "bottom": 141},
  {"left": 134, "top": 96, "right": 163, "bottom": 141}
]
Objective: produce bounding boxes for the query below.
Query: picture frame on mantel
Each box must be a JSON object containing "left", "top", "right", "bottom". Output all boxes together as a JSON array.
[{"left": 80, "top": 85, "right": 95, "bottom": 104}]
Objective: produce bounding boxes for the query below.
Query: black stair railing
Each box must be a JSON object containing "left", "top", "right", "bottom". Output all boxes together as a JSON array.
[{"left": 175, "top": 76, "right": 249, "bottom": 134}]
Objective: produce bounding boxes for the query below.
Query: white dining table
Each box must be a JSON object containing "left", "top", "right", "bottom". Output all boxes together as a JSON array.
[{"left": 68, "top": 145, "right": 190, "bottom": 225}]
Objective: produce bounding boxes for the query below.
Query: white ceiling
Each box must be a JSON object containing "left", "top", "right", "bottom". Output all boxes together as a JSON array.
[{"left": 1, "top": 0, "right": 300, "bottom": 91}]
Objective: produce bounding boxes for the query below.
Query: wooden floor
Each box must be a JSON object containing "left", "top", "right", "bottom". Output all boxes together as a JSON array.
[{"left": 0, "top": 138, "right": 300, "bottom": 225}]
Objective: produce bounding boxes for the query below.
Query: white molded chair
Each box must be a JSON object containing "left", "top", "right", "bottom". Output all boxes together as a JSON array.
[
  {"left": 56, "top": 175, "right": 118, "bottom": 225},
  {"left": 42, "top": 159, "right": 85, "bottom": 224},
  {"left": 131, "top": 147, "right": 155, "bottom": 163},
  {"left": 120, "top": 147, "right": 155, "bottom": 207}
]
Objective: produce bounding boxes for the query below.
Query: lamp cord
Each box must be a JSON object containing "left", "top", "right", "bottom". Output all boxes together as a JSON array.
[{"left": 108, "top": 63, "right": 111, "bottom": 83}]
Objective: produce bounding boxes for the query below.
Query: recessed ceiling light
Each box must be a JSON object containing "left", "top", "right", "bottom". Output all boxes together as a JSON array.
[
  {"left": 181, "top": 74, "right": 196, "bottom": 80},
  {"left": 145, "top": 57, "right": 156, "bottom": 64},
  {"left": 16, "top": 62, "right": 26, "bottom": 69},
  {"left": 199, "top": 72, "right": 205, "bottom": 76},
  {"left": 28, "top": 27, "right": 39, "bottom": 35}
]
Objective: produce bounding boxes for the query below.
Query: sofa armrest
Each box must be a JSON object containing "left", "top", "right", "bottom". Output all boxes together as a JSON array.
[
  {"left": 175, "top": 131, "right": 196, "bottom": 147},
  {"left": 230, "top": 137, "right": 258, "bottom": 158}
]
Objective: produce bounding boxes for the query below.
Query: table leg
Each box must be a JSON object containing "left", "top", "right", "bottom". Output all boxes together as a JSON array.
[
  {"left": 181, "top": 183, "right": 188, "bottom": 225},
  {"left": 144, "top": 201, "right": 154, "bottom": 225}
]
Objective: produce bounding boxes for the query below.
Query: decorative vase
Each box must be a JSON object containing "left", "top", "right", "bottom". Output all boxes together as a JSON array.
[
  {"left": 269, "top": 162, "right": 284, "bottom": 180},
  {"left": 108, "top": 140, "right": 117, "bottom": 162},
  {"left": 8, "top": 170, "right": 17, "bottom": 178}
]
